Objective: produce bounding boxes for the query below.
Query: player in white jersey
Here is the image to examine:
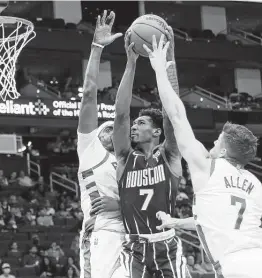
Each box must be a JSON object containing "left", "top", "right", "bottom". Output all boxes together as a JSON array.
[
  {"left": 77, "top": 10, "right": 125, "bottom": 278},
  {"left": 143, "top": 35, "right": 262, "bottom": 278}
]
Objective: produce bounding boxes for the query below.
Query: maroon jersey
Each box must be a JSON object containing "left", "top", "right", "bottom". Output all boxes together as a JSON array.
[{"left": 118, "top": 146, "right": 181, "bottom": 234}]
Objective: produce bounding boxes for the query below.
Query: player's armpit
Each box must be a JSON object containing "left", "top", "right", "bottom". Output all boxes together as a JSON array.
[
  {"left": 173, "top": 117, "right": 209, "bottom": 169},
  {"left": 77, "top": 129, "right": 97, "bottom": 158},
  {"left": 162, "top": 108, "right": 180, "bottom": 158}
]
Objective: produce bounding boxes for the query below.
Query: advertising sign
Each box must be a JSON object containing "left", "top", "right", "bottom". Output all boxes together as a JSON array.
[{"left": 0, "top": 99, "right": 115, "bottom": 120}]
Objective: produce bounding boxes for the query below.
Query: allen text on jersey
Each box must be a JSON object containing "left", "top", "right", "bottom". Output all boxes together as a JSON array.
[{"left": 224, "top": 176, "right": 254, "bottom": 195}]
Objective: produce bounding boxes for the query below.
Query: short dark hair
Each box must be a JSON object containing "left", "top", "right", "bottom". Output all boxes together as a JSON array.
[
  {"left": 222, "top": 122, "right": 258, "bottom": 165},
  {"left": 138, "top": 108, "right": 163, "bottom": 129}
]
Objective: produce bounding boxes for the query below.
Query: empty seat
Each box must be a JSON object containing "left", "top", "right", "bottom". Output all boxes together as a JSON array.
[
  {"left": 201, "top": 273, "right": 216, "bottom": 278},
  {"left": 47, "top": 233, "right": 64, "bottom": 241},
  {"left": 2, "top": 257, "right": 21, "bottom": 267},
  {"left": 13, "top": 233, "right": 28, "bottom": 241},
  {"left": 65, "top": 22, "right": 77, "bottom": 29},
  {"left": 189, "top": 28, "right": 202, "bottom": 38},
  {"left": 53, "top": 218, "right": 66, "bottom": 226},
  {"left": 19, "top": 225, "right": 38, "bottom": 233},
  {"left": 51, "top": 18, "right": 65, "bottom": 29},
  {"left": 17, "top": 266, "right": 36, "bottom": 277},
  {"left": 66, "top": 218, "right": 78, "bottom": 227},
  {"left": 0, "top": 233, "right": 15, "bottom": 240},
  {"left": 190, "top": 272, "right": 202, "bottom": 278},
  {"left": 216, "top": 33, "right": 227, "bottom": 41},
  {"left": 202, "top": 29, "right": 215, "bottom": 39}
]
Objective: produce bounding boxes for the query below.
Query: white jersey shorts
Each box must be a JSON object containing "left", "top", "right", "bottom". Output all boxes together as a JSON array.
[
  {"left": 90, "top": 230, "right": 127, "bottom": 278},
  {"left": 220, "top": 248, "right": 262, "bottom": 278}
]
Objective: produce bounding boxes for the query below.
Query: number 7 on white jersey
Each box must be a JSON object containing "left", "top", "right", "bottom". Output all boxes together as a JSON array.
[{"left": 140, "top": 189, "right": 154, "bottom": 210}]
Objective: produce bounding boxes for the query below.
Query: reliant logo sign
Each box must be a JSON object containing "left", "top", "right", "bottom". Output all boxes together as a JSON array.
[
  {"left": 0, "top": 99, "right": 115, "bottom": 120},
  {"left": 0, "top": 99, "right": 50, "bottom": 116}
]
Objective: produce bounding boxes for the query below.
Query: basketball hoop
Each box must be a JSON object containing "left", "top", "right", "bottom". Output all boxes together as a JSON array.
[{"left": 0, "top": 16, "right": 36, "bottom": 101}]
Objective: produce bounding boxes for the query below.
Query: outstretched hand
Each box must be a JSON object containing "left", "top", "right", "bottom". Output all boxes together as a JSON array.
[
  {"left": 143, "top": 35, "right": 174, "bottom": 71},
  {"left": 165, "top": 26, "right": 175, "bottom": 61},
  {"left": 156, "top": 211, "right": 176, "bottom": 230},
  {"left": 125, "top": 29, "right": 139, "bottom": 63},
  {"left": 93, "top": 10, "right": 123, "bottom": 47}
]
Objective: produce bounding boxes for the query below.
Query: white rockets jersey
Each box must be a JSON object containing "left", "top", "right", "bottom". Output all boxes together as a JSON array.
[
  {"left": 77, "top": 124, "right": 125, "bottom": 233},
  {"left": 193, "top": 158, "right": 262, "bottom": 263}
]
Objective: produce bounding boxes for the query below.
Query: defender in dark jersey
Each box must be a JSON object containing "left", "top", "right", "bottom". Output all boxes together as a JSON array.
[
  {"left": 119, "top": 124, "right": 181, "bottom": 235},
  {"left": 113, "top": 28, "right": 189, "bottom": 278}
]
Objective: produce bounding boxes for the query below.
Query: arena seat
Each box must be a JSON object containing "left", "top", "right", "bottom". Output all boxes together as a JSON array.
[
  {"left": 19, "top": 225, "right": 39, "bottom": 233},
  {"left": 53, "top": 217, "right": 66, "bottom": 226},
  {"left": 12, "top": 233, "right": 29, "bottom": 241},
  {"left": 190, "top": 272, "right": 201, "bottom": 278},
  {"left": 65, "top": 218, "right": 78, "bottom": 227},
  {"left": 51, "top": 18, "right": 65, "bottom": 29},
  {"left": 47, "top": 232, "right": 64, "bottom": 242},
  {"left": 201, "top": 273, "right": 216, "bottom": 278},
  {"left": 216, "top": 33, "right": 227, "bottom": 41},
  {"left": 3, "top": 257, "right": 21, "bottom": 267},
  {"left": 189, "top": 28, "right": 202, "bottom": 38},
  {"left": 64, "top": 248, "right": 77, "bottom": 258},
  {"left": 0, "top": 233, "right": 14, "bottom": 240},
  {"left": 202, "top": 29, "right": 215, "bottom": 39},
  {"left": 66, "top": 22, "right": 77, "bottom": 29},
  {"left": 19, "top": 276, "right": 38, "bottom": 278},
  {"left": 17, "top": 267, "right": 36, "bottom": 277}
]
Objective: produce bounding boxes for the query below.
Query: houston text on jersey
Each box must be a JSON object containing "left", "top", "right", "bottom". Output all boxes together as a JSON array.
[{"left": 126, "top": 164, "right": 166, "bottom": 188}]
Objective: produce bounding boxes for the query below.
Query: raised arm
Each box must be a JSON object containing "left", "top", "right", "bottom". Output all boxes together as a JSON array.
[
  {"left": 143, "top": 36, "right": 210, "bottom": 191},
  {"left": 78, "top": 10, "right": 122, "bottom": 134},
  {"left": 113, "top": 31, "right": 138, "bottom": 163},
  {"left": 162, "top": 27, "right": 180, "bottom": 160}
]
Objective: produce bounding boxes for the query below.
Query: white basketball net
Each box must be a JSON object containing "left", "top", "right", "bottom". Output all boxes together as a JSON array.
[{"left": 0, "top": 17, "right": 36, "bottom": 101}]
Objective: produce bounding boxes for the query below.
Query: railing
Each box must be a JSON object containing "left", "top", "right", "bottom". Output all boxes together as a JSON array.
[
  {"left": 179, "top": 88, "right": 191, "bottom": 97},
  {"left": 132, "top": 94, "right": 151, "bottom": 107},
  {"left": 228, "top": 27, "right": 262, "bottom": 45},
  {"left": 247, "top": 162, "right": 262, "bottom": 178},
  {"left": 173, "top": 27, "right": 192, "bottom": 41},
  {"left": 29, "top": 75, "right": 61, "bottom": 98},
  {"left": 50, "top": 171, "right": 79, "bottom": 198},
  {"left": 27, "top": 153, "right": 41, "bottom": 177},
  {"left": 175, "top": 227, "right": 205, "bottom": 261},
  {"left": 194, "top": 85, "right": 228, "bottom": 107}
]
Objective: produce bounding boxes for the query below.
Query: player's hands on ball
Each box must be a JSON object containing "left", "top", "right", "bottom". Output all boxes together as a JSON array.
[
  {"left": 125, "top": 30, "right": 139, "bottom": 63},
  {"left": 143, "top": 35, "right": 174, "bottom": 71},
  {"left": 93, "top": 10, "right": 122, "bottom": 47},
  {"left": 165, "top": 26, "right": 175, "bottom": 61},
  {"left": 90, "top": 196, "right": 120, "bottom": 215}
]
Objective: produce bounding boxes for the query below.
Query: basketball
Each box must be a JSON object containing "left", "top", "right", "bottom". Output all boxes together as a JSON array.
[{"left": 130, "top": 14, "right": 168, "bottom": 57}]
